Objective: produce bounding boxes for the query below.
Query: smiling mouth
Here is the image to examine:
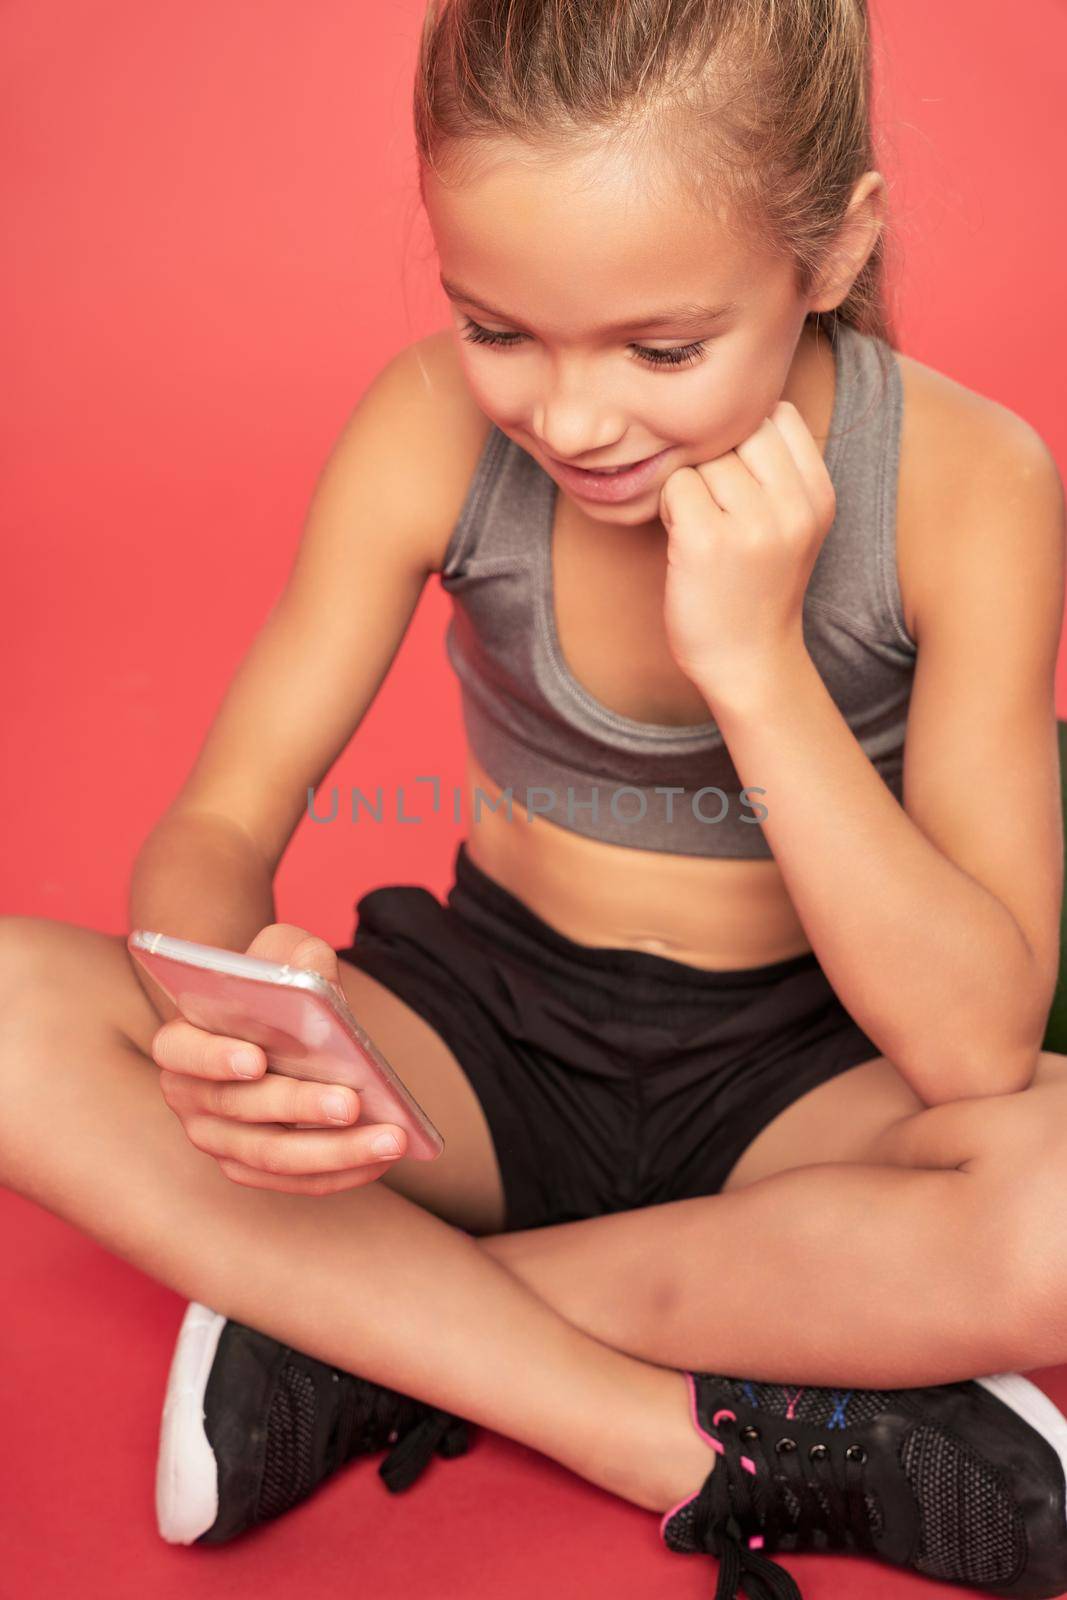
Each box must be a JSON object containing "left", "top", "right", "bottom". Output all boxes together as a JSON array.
[{"left": 554, "top": 453, "right": 657, "bottom": 474}]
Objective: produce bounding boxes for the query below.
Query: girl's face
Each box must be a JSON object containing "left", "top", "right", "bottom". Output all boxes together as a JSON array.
[{"left": 423, "top": 136, "right": 816, "bottom": 530}]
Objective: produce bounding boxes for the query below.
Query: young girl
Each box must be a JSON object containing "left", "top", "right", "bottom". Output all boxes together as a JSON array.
[{"left": 5, "top": 1, "right": 1067, "bottom": 1594}]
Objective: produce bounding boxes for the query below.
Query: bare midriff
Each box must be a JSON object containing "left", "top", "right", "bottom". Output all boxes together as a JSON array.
[{"left": 460, "top": 747, "right": 814, "bottom": 972}]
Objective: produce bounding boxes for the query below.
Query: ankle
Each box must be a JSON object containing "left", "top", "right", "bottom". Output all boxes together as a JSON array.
[
  {"left": 623, "top": 1368, "right": 718, "bottom": 1513},
  {"left": 656, "top": 1369, "right": 718, "bottom": 1512}
]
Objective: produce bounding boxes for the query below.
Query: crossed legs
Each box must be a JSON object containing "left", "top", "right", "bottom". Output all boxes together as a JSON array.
[
  {"left": 479, "top": 1054, "right": 1067, "bottom": 1385},
  {"left": 2, "top": 915, "right": 1065, "bottom": 1522}
]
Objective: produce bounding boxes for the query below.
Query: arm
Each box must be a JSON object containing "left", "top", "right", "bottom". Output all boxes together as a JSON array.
[
  {"left": 126, "top": 336, "right": 461, "bottom": 1025},
  {"left": 128, "top": 811, "right": 278, "bottom": 1024},
  {"left": 700, "top": 414, "right": 1065, "bottom": 1108}
]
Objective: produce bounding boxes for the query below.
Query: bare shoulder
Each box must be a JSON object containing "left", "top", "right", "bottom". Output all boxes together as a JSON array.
[
  {"left": 895, "top": 348, "right": 1064, "bottom": 643},
  {"left": 152, "top": 330, "right": 493, "bottom": 872},
  {"left": 391, "top": 328, "right": 493, "bottom": 572}
]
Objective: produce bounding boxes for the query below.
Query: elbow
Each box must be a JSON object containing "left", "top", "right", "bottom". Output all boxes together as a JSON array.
[
  {"left": 911, "top": 1041, "right": 1043, "bottom": 1107},
  {"left": 976, "top": 1044, "right": 1042, "bottom": 1099}
]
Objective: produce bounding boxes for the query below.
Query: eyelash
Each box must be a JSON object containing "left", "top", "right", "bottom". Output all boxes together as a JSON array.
[{"left": 458, "top": 315, "right": 709, "bottom": 370}]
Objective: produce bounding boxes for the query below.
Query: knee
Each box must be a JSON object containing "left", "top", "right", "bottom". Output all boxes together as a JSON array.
[
  {"left": 0, "top": 917, "right": 126, "bottom": 1080},
  {"left": 979, "top": 1103, "right": 1067, "bottom": 1361},
  {"left": 0, "top": 916, "right": 69, "bottom": 1019}
]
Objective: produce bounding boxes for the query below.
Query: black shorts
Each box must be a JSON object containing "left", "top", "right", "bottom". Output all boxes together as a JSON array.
[{"left": 334, "top": 841, "right": 882, "bottom": 1234}]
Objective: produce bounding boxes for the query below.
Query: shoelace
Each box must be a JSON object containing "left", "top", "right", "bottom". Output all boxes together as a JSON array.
[
  {"left": 378, "top": 1409, "right": 471, "bottom": 1493},
  {"left": 326, "top": 1368, "right": 470, "bottom": 1493},
  {"left": 691, "top": 1410, "right": 877, "bottom": 1600}
]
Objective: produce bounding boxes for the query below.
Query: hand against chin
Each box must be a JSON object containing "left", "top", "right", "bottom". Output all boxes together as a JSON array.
[{"left": 659, "top": 400, "right": 836, "bottom": 703}]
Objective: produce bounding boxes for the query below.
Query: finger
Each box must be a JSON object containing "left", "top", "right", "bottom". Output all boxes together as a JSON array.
[
  {"left": 693, "top": 451, "right": 767, "bottom": 520},
  {"left": 697, "top": 410, "right": 816, "bottom": 530},
  {"left": 766, "top": 399, "right": 824, "bottom": 470},
  {"left": 766, "top": 400, "right": 837, "bottom": 528},
  {"left": 244, "top": 923, "right": 346, "bottom": 994},
  {"left": 183, "top": 1115, "right": 407, "bottom": 1176},
  {"left": 660, "top": 464, "right": 726, "bottom": 530},
  {"left": 215, "top": 1156, "right": 398, "bottom": 1196},
  {"left": 152, "top": 1018, "right": 265, "bottom": 1082},
  {"left": 159, "top": 1069, "right": 361, "bottom": 1127}
]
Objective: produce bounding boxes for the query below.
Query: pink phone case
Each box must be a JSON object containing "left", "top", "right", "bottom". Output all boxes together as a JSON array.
[{"left": 128, "top": 930, "right": 444, "bottom": 1160}]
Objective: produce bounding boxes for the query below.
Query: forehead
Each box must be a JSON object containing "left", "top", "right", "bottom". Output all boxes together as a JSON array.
[{"left": 422, "top": 136, "right": 770, "bottom": 332}]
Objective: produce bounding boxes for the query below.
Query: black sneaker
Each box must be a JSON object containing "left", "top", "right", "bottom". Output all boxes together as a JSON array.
[
  {"left": 660, "top": 1368, "right": 1067, "bottom": 1598},
  {"left": 156, "top": 1301, "right": 472, "bottom": 1544}
]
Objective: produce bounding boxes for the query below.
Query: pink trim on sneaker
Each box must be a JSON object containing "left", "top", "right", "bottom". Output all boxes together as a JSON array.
[
  {"left": 659, "top": 1487, "right": 701, "bottom": 1540},
  {"left": 658, "top": 1374, "right": 764, "bottom": 1550}
]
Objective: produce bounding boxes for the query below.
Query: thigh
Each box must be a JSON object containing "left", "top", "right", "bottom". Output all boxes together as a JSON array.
[
  {"left": 0, "top": 916, "right": 507, "bottom": 1236},
  {"left": 721, "top": 1049, "right": 1067, "bottom": 1192},
  {"left": 334, "top": 957, "right": 506, "bottom": 1233},
  {"left": 719, "top": 1054, "right": 924, "bottom": 1192}
]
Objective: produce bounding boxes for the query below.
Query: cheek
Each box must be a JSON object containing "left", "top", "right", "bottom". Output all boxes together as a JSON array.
[
  {"left": 669, "top": 368, "right": 778, "bottom": 461},
  {"left": 653, "top": 367, "right": 726, "bottom": 441},
  {"left": 455, "top": 358, "right": 520, "bottom": 425}
]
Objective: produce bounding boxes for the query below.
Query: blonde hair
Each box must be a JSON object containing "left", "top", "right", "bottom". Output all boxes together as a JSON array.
[{"left": 413, "top": 0, "right": 898, "bottom": 354}]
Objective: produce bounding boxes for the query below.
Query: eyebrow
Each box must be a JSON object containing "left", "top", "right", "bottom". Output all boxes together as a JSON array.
[{"left": 438, "top": 274, "right": 740, "bottom": 333}]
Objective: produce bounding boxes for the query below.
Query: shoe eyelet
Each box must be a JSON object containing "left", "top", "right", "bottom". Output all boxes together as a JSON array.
[
  {"left": 808, "top": 1443, "right": 829, "bottom": 1460},
  {"left": 775, "top": 1437, "right": 797, "bottom": 1454},
  {"left": 330, "top": 1372, "right": 339, "bottom": 1383},
  {"left": 845, "top": 1444, "right": 867, "bottom": 1463},
  {"left": 740, "top": 1425, "right": 761, "bottom": 1442}
]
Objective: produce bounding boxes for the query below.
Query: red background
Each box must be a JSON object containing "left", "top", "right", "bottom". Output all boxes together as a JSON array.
[{"left": 4, "top": 2, "right": 1067, "bottom": 1595}]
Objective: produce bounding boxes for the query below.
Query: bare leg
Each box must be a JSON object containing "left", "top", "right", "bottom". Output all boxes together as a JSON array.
[
  {"left": 4, "top": 917, "right": 1059, "bottom": 1521},
  {"left": 344, "top": 912, "right": 1059, "bottom": 1388},
  {"left": 0, "top": 956, "right": 715, "bottom": 1516},
  {"left": 475, "top": 1057, "right": 1067, "bottom": 1387}
]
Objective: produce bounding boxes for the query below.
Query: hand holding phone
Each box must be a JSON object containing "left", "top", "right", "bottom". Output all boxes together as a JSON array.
[{"left": 128, "top": 921, "right": 444, "bottom": 1197}]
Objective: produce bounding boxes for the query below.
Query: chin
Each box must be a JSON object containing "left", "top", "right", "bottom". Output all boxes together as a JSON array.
[{"left": 579, "top": 491, "right": 668, "bottom": 531}]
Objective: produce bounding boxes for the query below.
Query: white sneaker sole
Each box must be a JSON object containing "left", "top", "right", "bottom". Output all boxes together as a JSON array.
[
  {"left": 155, "top": 1301, "right": 227, "bottom": 1544},
  {"left": 977, "top": 1371, "right": 1067, "bottom": 1515}
]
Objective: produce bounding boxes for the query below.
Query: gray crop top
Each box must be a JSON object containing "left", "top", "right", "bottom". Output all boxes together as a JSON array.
[{"left": 437, "top": 319, "right": 918, "bottom": 858}]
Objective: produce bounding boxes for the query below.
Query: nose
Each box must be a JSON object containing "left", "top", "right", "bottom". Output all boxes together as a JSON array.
[
  {"left": 533, "top": 411, "right": 628, "bottom": 462},
  {"left": 532, "top": 378, "right": 628, "bottom": 462}
]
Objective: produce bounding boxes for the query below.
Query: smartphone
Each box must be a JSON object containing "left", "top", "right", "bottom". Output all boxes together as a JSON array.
[{"left": 128, "top": 930, "right": 444, "bottom": 1160}]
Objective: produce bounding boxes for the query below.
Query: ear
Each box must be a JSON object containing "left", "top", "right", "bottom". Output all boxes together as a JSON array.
[{"left": 807, "top": 171, "right": 888, "bottom": 315}]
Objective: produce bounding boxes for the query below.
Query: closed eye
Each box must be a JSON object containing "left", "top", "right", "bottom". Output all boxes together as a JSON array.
[{"left": 458, "top": 315, "right": 709, "bottom": 370}]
